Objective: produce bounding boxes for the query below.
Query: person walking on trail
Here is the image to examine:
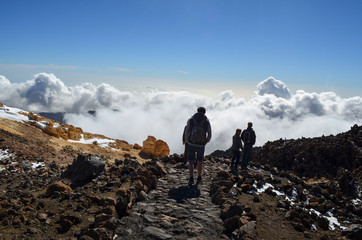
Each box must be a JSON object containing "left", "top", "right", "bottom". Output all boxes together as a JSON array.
[
  {"left": 230, "top": 128, "right": 243, "bottom": 171},
  {"left": 241, "top": 122, "right": 256, "bottom": 170},
  {"left": 184, "top": 107, "right": 212, "bottom": 185}
]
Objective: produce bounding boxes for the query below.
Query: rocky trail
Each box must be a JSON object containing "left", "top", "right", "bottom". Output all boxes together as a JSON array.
[{"left": 115, "top": 160, "right": 225, "bottom": 240}]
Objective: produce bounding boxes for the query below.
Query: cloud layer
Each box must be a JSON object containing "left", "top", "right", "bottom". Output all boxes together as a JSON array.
[{"left": 0, "top": 73, "right": 361, "bottom": 154}]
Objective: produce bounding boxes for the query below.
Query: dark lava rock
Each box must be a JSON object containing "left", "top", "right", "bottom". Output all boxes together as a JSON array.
[
  {"left": 342, "top": 224, "right": 362, "bottom": 240},
  {"left": 63, "top": 153, "right": 105, "bottom": 185}
]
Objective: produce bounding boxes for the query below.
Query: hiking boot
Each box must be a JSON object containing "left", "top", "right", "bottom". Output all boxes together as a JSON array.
[
  {"left": 196, "top": 176, "right": 202, "bottom": 184},
  {"left": 188, "top": 177, "right": 194, "bottom": 185}
]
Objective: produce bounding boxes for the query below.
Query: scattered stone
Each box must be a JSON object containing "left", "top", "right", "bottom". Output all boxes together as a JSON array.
[
  {"left": 46, "top": 181, "right": 72, "bottom": 197},
  {"left": 58, "top": 219, "right": 72, "bottom": 233}
]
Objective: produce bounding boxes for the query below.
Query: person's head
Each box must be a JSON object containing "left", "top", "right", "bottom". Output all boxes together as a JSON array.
[
  {"left": 197, "top": 107, "right": 206, "bottom": 114},
  {"left": 236, "top": 128, "right": 242, "bottom": 134},
  {"left": 247, "top": 122, "right": 253, "bottom": 128}
]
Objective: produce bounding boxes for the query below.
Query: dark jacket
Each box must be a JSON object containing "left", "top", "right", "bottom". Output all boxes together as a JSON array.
[
  {"left": 231, "top": 133, "right": 243, "bottom": 151},
  {"left": 241, "top": 127, "right": 256, "bottom": 146}
]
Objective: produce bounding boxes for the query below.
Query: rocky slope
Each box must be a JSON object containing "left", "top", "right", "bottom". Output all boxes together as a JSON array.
[{"left": 0, "top": 103, "right": 361, "bottom": 239}]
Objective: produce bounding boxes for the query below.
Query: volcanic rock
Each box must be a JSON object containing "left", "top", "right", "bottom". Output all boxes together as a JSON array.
[
  {"left": 141, "top": 136, "right": 170, "bottom": 158},
  {"left": 63, "top": 153, "right": 105, "bottom": 185},
  {"left": 46, "top": 181, "right": 72, "bottom": 197}
]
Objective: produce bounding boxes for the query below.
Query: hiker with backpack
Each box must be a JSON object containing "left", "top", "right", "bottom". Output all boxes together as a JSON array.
[
  {"left": 184, "top": 107, "right": 212, "bottom": 185},
  {"left": 241, "top": 122, "right": 256, "bottom": 170},
  {"left": 230, "top": 128, "right": 243, "bottom": 171}
]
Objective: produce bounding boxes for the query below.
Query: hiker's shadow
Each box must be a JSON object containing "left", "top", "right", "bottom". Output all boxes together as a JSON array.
[{"left": 168, "top": 185, "right": 201, "bottom": 203}]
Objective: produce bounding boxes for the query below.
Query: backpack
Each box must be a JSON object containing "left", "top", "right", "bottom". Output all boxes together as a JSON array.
[
  {"left": 244, "top": 130, "right": 253, "bottom": 144},
  {"left": 189, "top": 118, "right": 207, "bottom": 145}
]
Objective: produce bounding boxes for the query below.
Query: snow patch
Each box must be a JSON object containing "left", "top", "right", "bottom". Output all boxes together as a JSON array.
[
  {"left": 0, "top": 105, "right": 29, "bottom": 122},
  {"left": 0, "top": 149, "right": 14, "bottom": 161},
  {"left": 32, "top": 162, "right": 45, "bottom": 169},
  {"left": 249, "top": 178, "right": 347, "bottom": 230},
  {"left": 35, "top": 121, "right": 47, "bottom": 130},
  {"left": 352, "top": 198, "right": 362, "bottom": 206},
  {"left": 68, "top": 134, "right": 116, "bottom": 149}
]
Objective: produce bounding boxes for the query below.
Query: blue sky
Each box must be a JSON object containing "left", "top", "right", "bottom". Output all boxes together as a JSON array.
[{"left": 1, "top": 0, "right": 362, "bottom": 97}]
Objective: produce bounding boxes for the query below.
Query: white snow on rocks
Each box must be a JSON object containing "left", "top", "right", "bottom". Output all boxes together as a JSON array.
[
  {"left": 249, "top": 173, "right": 346, "bottom": 231},
  {"left": 0, "top": 149, "right": 14, "bottom": 161},
  {"left": 0, "top": 104, "right": 115, "bottom": 149},
  {"left": 0, "top": 106, "right": 29, "bottom": 122},
  {"left": 68, "top": 134, "right": 116, "bottom": 149}
]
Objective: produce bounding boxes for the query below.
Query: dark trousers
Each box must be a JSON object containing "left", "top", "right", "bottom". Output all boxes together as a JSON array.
[
  {"left": 183, "top": 143, "right": 188, "bottom": 164},
  {"left": 242, "top": 145, "right": 252, "bottom": 168},
  {"left": 231, "top": 150, "right": 240, "bottom": 169}
]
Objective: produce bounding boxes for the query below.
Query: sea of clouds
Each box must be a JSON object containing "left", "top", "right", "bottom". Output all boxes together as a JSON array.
[{"left": 0, "top": 73, "right": 361, "bottom": 154}]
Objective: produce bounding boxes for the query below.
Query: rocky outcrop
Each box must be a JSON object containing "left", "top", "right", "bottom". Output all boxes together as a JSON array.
[
  {"left": 141, "top": 136, "right": 170, "bottom": 158},
  {"left": 252, "top": 124, "right": 362, "bottom": 178}
]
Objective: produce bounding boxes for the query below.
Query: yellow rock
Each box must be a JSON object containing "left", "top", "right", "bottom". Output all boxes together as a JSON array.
[{"left": 141, "top": 136, "right": 170, "bottom": 158}]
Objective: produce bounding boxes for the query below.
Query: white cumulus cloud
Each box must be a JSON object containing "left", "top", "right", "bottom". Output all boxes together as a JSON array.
[{"left": 0, "top": 74, "right": 361, "bottom": 154}]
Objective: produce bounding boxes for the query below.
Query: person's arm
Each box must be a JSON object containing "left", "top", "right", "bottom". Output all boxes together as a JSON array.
[
  {"left": 182, "top": 126, "right": 186, "bottom": 144},
  {"left": 206, "top": 120, "right": 212, "bottom": 143},
  {"left": 184, "top": 119, "right": 191, "bottom": 144},
  {"left": 252, "top": 131, "right": 256, "bottom": 145},
  {"left": 241, "top": 130, "right": 245, "bottom": 143}
]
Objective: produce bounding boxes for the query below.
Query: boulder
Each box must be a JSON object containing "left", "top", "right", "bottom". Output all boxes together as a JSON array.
[
  {"left": 239, "top": 221, "right": 257, "bottom": 236},
  {"left": 143, "top": 160, "right": 167, "bottom": 178},
  {"left": 224, "top": 215, "right": 240, "bottom": 232},
  {"left": 141, "top": 136, "right": 156, "bottom": 156},
  {"left": 116, "top": 188, "right": 135, "bottom": 217},
  {"left": 221, "top": 203, "right": 244, "bottom": 221},
  {"left": 317, "top": 216, "right": 330, "bottom": 230},
  {"left": 46, "top": 181, "right": 72, "bottom": 197},
  {"left": 91, "top": 213, "right": 117, "bottom": 230},
  {"left": 63, "top": 154, "right": 105, "bottom": 184},
  {"left": 211, "top": 189, "right": 227, "bottom": 205},
  {"left": 141, "top": 136, "right": 170, "bottom": 158},
  {"left": 154, "top": 139, "right": 170, "bottom": 158}
]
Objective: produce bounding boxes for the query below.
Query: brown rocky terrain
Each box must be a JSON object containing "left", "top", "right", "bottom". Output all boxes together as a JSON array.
[{"left": 0, "top": 104, "right": 361, "bottom": 239}]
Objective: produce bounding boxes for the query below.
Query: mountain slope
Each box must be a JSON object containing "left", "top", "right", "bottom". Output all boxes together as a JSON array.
[
  {"left": 0, "top": 104, "right": 144, "bottom": 166},
  {"left": 0, "top": 102, "right": 361, "bottom": 240}
]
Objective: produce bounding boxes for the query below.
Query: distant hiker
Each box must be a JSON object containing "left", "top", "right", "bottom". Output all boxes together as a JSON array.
[
  {"left": 230, "top": 128, "right": 243, "bottom": 171},
  {"left": 182, "top": 125, "right": 188, "bottom": 164},
  {"left": 241, "top": 122, "right": 256, "bottom": 170},
  {"left": 184, "top": 107, "right": 212, "bottom": 185}
]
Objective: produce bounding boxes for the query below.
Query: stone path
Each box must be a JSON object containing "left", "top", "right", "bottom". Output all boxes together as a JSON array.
[{"left": 114, "top": 160, "right": 226, "bottom": 240}]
